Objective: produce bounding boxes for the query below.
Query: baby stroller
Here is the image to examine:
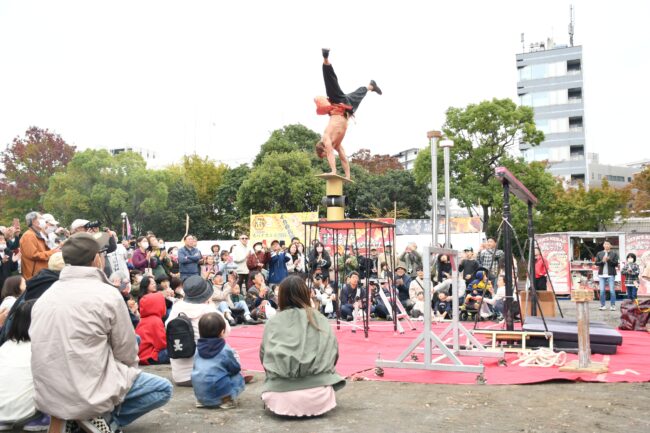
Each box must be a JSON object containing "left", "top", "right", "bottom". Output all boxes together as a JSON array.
[{"left": 460, "top": 270, "right": 494, "bottom": 321}]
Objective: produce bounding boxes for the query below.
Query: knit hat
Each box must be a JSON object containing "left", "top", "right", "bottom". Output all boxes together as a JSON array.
[
  {"left": 61, "top": 233, "right": 101, "bottom": 266},
  {"left": 183, "top": 275, "right": 214, "bottom": 304},
  {"left": 48, "top": 251, "right": 65, "bottom": 271}
]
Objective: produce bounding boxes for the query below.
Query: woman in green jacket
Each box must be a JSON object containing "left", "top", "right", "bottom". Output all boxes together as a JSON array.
[{"left": 260, "top": 275, "right": 345, "bottom": 417}]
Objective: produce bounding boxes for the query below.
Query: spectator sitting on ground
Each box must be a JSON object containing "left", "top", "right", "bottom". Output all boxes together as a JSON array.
[
  {"left": 484, "top": 274, "right": 506, "bottom": 321},
  {"left": 211, "top": 272, "right": 261, "bottom": 326},
  {"left": 0, "top": 301, "right": 47, "bottom": 431},
  {"left": 110, "top": 270, "right": 140, "bottom": 329},
  {"left": 394, "top": 265, "right": 413, "bottom": 311},
  {"left": 165, "top": 275, "right": 230, "bottom": 386},
  {"left": 340, "top": 271, "right": 367, "bottom": 321},
  {"left": 0, "top": 253, "right": 64, "bottom": 346},
  {"left": 408, "top": 268, "right": 433, "bottom": 310},
  {"left": 30, "top": 232, "right": 172, "bottom": 432},
  {"left": 19, "top": 212, "right": 59, "bottom": 280},
  {"left": 434, "top": 291, "right": 452, "bottom": 321},
  {"left": 247, "top": 272, "right": 277, "bottom": 321},
  {"left": 136, "top": 293, "right": 170, "bottom": 366},
  {"left": 170, "top": 276, "right": 184, "bottom": 299},
  {"left": 0, "top": 275, "right": 25, "bottom": 311},
  {"left": 192, "top": 313, "right": 245, "bottom": 409},
  {"left": 436, "top": 254, "right": 452, "bottom": 284},
  {"left": 139, "top": 275, "right": 158, "bottom": 298},
  {"left": 260, "top": 275, "right": 345, "bottom": 417}
]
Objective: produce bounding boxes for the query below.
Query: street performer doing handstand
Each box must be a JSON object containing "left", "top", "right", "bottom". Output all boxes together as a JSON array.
[{"left": 315, "top": 48, "right": 382, "bottom": 180}]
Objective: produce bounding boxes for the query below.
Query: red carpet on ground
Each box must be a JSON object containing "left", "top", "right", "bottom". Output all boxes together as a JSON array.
[{"left": 227, "top": 320, "right": 650, "bottom": 385}]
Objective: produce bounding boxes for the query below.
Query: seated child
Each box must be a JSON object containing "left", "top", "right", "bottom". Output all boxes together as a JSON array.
[
  {"left": 463, "top": 271, "right": 492, "bottom": 318},
  {"left": 135, "top": 293, "right": 170, "bottom": 365},
  {"left": 484, "top": 275, "right": 506, "bottom": 320},
  {"left": 0, "top": 300, "right": 52, "bottom": 431},
  {"left": 192, "top": 313, "right": 244, "bottom": 409},
  {"left": 434, "top": 291, "right": 452, "bottom": 320}
]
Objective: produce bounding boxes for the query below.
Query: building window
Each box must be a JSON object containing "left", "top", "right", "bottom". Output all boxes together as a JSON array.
[
  {"left": 568, "top": 88, "right": 582, "bottom": 102},
  {"left": 628, "top": 177, "right": 632, "bottom": 182},
  {"left": 606, "top": 175, "right": 625, "bottom": 182},
  {"left": 567, "top": 59, "right": 581, "bottom": 74},
  {"left": 569, "top": 116, "right": 583, "bottom": 132},
  {"left": 570, "top": 145, "right": 584, "bottom": 159}
]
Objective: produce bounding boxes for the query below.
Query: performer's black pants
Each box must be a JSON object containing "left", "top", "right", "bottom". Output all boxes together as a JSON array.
[
  {"left": 534, "top": 276, "right": 547, "bottom": 291},
  {"left": 323, "top": 63, "right": 368, "bottom": 114}
]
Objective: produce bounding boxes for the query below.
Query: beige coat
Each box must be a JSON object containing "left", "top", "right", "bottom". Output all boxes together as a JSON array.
[{"left": 30, "top": 266, "right": 140, "bottom": 420}]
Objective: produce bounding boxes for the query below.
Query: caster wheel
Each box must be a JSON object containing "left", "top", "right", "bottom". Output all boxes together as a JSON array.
[
  {"left": 498, "top": 359, "right": 507, "bottom": 367},
  {"left": 374, "top": 367, "right": 384, "bottom": 377},
  {"left": 410, "top": 353, "right": 419, "bottom": 361},
  {"left": 476, "top": 373, "right": 486, "bottom": 385}
]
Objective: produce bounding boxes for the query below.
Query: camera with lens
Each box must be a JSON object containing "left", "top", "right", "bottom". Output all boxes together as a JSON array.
[{"left": 85, "top": 221, "right": 101, "bottom": 230}]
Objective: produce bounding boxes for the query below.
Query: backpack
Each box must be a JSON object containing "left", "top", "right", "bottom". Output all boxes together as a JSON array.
[{"left": 165, "top": 312, "right": 195, "bottom": 358}]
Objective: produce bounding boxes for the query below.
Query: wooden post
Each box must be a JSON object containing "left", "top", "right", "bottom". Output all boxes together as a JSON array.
[{"left": 559, "top": 289, "right": 608, "bottom": 373}]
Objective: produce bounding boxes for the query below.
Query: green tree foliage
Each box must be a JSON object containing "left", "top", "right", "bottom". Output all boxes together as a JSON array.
[
  {"left": 414, "top": 98, "right": 544, "bottom": 230},
  {"left": 253, "top": 124, "right": 321, "bottom": 167},
  {"left": 0, "top": 127, "right": 76, "bottom": 222},
  {"left": 238, "top": 151, "right": 323, "bottom": 214},
  {"left": 43, "top": 150, "right": 168, "bottom": 232},
  {"left": 347, "top": 169, "right": 429, "bottom": 219},
  {"left": 543, "top": 180, "right": 629, "bottom": 232},
  {"left": 213, "top": 164, "right": 251, "bottom": 239},
  {"left": 141, "top": 178, "right": 207, "bottom": 241}
]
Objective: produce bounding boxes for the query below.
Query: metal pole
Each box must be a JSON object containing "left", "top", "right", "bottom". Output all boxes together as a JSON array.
[
  {"left": 528, "top": 201, "right": 538, "bottom": 316},
  {"left": 427, "top": 131, "right": 441, "bottom": 247},
  {"left": 503, "top": 181, "right": 514, "bottom": 331},
  {"left": 443, "top": 146, "right": 451, "bottom": 248}
]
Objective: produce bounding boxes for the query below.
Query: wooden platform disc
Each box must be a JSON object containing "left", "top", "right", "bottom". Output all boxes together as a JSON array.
[
  {"left": 316, "top": 173, "right": 354, "bottom": 183},
  {"left": 559, "top": 360, "right": 609, "bottom": 374}
]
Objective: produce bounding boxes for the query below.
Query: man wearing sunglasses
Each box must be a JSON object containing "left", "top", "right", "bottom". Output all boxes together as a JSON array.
[{"left": 232, "top": 234, "right": 252, "bottom": 289}]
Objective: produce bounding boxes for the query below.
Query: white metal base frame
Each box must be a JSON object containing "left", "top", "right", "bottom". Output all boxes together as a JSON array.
[{"left": 375, "top": 246, "right": 504, "bottom": 374}]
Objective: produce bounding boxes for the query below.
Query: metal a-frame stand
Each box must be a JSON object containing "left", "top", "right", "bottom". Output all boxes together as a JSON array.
[{"left": 375, "top": 246, "right": 504, "bottom": 374}]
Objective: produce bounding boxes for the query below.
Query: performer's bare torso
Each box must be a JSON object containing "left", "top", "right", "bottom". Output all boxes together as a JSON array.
[{"left": 324, "top": 114, "right": 348, "bottom": 151}]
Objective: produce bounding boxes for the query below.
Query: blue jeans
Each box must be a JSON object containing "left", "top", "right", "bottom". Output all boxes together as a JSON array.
[
  {"left": 111, "top": 372, "right": 173, "bottom": 428},
  {"left": 217, "top": 300, "right": 251, "bottom": 316},
  {"left": 599, "top": 276, "right": 616, "bottom": 306},
  {"left": 626, "top": 285, "right": 638, "bottom": 300}
]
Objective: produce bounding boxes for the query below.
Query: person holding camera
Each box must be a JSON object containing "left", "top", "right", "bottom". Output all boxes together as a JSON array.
[
  {"left": 398, "top": 242, "right": 422, "bottom": 279},
  {"left": 308, "top": 241, "right": 331, "bottom": 277},
  {"left": 268, "top": 240, "right": 291, "bottom": 286}
]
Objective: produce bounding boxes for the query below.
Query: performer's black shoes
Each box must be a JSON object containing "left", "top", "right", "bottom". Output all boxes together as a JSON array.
[
  {"left": 370, "top": 80, "right": 382, "bottom": 95},
  {"left": 322, "top": 48, "right": 330, "bottom": 59}
]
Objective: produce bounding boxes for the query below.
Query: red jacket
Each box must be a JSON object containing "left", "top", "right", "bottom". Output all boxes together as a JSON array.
[
  {"left": 535, "top": 256, "right": 549, "bottom": 279},
  {"left": 135, "top": 293, "right": 167, "bottom": 365}
]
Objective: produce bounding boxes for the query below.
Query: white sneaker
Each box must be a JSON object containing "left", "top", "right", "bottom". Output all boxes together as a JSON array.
[
  {"left": 599, "top": 305, "right": 606, "bottom": 311},
  {"left": 78, "top": 417, "right": 115, "bottom": 433},
  {"left": 610, "top": 305, "right": 616, "bottom": 311}
]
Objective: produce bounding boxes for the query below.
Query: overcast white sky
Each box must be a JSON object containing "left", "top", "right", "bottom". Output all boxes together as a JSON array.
[{"left": 0, "top": 0, "right": 648, "bottom": 168}]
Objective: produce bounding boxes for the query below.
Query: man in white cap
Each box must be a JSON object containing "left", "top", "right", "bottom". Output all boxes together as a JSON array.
[
  {"left": 41, "top": 213, "right": 59, "bottom": 249},
  {"left": 70, "top": 219, "right": 90, "bottom": 235}
]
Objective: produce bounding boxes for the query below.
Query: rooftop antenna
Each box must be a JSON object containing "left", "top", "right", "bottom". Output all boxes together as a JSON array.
[{"left": 569, "top": 5, "right": 575, "bottom": 47}]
